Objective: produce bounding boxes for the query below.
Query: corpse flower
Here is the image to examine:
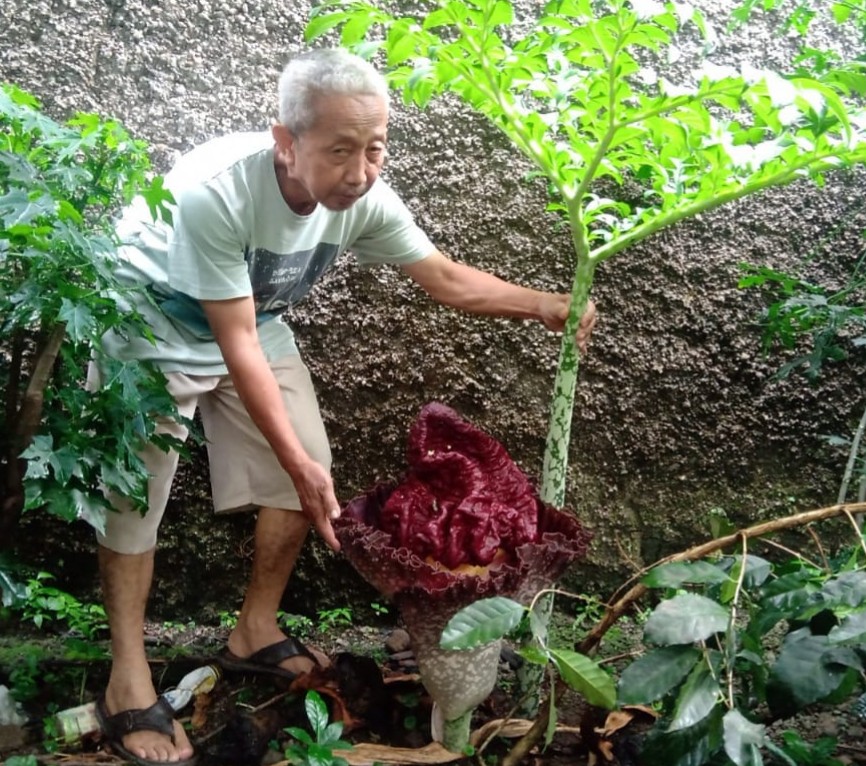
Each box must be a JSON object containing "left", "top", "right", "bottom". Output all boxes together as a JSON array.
[{"left": 335, "top": 403, "right": 592, "bottom": 751}]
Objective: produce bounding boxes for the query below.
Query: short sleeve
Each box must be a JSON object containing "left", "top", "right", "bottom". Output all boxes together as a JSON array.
[
  {"left": 351, "top": 181, "right": 435, "bottom": 266},
  {"left": 167, "top": 182, "right": 253, "bottom": 300}
]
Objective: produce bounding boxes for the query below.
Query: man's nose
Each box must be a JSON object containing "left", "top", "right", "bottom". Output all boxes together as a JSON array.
[{"left": 344, "top": 153, "right": 367, "bottom": 186}]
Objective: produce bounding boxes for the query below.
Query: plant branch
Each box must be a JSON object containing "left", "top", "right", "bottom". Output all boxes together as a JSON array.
[
  {"left": 842, "top": 507, "right": 866, "bottom": 558},
  {"left": 837, "top": 399, "right": 866, "bottom": 504},
  {"left": 589, "top": 153, "right": 848, "bottom": 264},
  {"left": 726, "top": 534, "right": 749, "bottom": 709},
  {"left": 757, "top": 536, "right": 821, "bottom": 571},
  {"left": 805, "top": 523, "right": 831, "bottom": 571},
  {"left": 570, "top": 21, "right": 629, "bottom": 209}
]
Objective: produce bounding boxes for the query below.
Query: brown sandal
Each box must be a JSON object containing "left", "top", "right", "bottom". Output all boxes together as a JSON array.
[
  {"left": 96, "top": 695, "right": 197, "bottom": 766},
  {"left": 217, "top": 635, "right": 318, "bottom": 681}
]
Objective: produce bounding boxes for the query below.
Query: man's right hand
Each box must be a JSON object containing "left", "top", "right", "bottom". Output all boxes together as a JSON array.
[{"left": 290, "top": 459, "right": 341, "bottom": 552}]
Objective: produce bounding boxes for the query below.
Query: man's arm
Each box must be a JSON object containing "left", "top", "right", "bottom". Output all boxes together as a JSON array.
[
  {"left": 401, "top": 250, "right": 597, "bottom": 351},
  {"left": 200, "top": 296, "right": 340, "bottom": 551}
]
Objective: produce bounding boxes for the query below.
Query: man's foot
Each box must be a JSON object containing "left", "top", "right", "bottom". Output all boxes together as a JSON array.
[
  {"left": 225, "top": 627, "right": 328, "bottom": 679},
  {"left": 101, "top": 682, "right": 195, "bottom": 765}
]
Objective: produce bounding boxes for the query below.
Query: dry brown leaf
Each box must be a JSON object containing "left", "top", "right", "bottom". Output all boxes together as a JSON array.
[
  {"left": 190, "top": 691, "right": 214, "bottom": 730},
  {"left": 270, "top": 741, "right": 465, "bottom": 766},
  {"left": 597, "top": 738, "right": 615, "bottom": 761},
  {"left": 623, "top": 703, "right": 660, "bottom": 719},
  {"left": 595, "top": 709, "right": 634, "bottom": 737}
]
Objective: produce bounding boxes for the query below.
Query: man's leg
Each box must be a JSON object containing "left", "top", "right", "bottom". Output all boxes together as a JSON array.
[
  {"left": 208, "top": 357, "right": 333, "bottom": 674},
  {"left": 92, "top": 366, "right": 206, "bottom": 763},
  {"left": 100, "top": 546, "right": 194, "bottom": 762},
  {"left": 226, "top": 507, "right": 326, "bottom": 675}
]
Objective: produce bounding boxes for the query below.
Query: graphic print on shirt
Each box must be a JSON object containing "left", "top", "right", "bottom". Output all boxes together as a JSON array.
[{"left": 245, "top": 242, "right": 342, "bottom": 314}]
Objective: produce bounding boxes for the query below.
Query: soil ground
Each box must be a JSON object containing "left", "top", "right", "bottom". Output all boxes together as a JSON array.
[{"left": 1, "top": 617, "right": 865, "bottom": 766}]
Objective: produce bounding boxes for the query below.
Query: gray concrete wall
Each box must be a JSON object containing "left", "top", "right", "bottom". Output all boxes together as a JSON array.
[{"left": 3, "top": 0, "right": 864, "bottom": 615}]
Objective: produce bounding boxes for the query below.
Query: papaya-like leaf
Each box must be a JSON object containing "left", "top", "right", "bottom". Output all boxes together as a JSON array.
[
  {"left": 440, "top": 596, "right": 524, "bottom": 650},
  {"left": 550, "top": 648, "right": 616, "bottom": 709},
  {"left": 618, "top": 645, "right": 701, "bottom": 704},
  {"left": 644, "top": 594, "right": 729, "bottom": 645}
]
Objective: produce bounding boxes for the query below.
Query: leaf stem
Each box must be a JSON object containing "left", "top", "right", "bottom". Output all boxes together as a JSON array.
[{"left": 726, "top": 534, "right": 749, "bottom": 709}]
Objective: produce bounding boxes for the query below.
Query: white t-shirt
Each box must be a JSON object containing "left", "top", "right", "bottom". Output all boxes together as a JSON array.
[{"left": 102, "top": 131, "right": 435, "bottom": 374}]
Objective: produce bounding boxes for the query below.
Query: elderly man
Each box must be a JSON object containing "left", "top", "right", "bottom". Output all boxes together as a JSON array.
[{"left": 94, "top": 47, "right": 597, "bottom": 765}]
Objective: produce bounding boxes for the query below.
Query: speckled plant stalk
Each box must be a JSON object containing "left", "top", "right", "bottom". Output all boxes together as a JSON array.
[{"left": 399, "top": 596, "right": 503, "bottom": 751}]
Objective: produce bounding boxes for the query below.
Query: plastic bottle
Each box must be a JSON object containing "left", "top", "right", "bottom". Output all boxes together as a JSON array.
[{"left": 54, "top": 664, "right": 221, "bottom": 745}]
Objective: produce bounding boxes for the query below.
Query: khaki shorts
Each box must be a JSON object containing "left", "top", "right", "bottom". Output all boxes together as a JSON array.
[{"left": 93, "top": 355, "right": 331, "bottom": 554}]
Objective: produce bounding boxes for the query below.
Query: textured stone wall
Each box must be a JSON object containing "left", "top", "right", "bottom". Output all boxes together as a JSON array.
[{"left": 3, "top": 0, "right": 864, "bottom": 615}]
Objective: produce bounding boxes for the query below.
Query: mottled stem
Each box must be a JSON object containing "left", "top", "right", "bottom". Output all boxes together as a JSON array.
[{"left": 442, "top": 710, "right": 473, "bottom": 754}]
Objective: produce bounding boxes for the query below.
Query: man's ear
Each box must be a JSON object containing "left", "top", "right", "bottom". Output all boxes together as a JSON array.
[{"left": 272, "top": 124, "right": 296, "bottom": 163}]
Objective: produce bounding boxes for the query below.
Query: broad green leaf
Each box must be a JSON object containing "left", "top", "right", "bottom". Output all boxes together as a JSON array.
[
  {"left": 832, "top": 3, "right": 852, "bottom": 23},
  {"left": 285, "top": 727, "right": 314, "bottom": 746},
  {"left": 618, "top": 645, "right": 701, "bottom": 704},
  {"left": 58, "top": 300, "right": 94, "bottom": 342},
  {"left": 642, "top": 561, "right": 730, "bottom": 588},
  {"left": 319, "top": 721, "right": 343, "bottom": 747},
  {"left": 669, "top": 660, "right": 721, "bottom": 732},
  {"left": 767, "top": 633, "right": 854, "bottom": 716},
  {"left": 48, "top": 445, "right": 80, "bottom": 485},
  {"left": 758, "top": 569, "right": 822, "bottom": 614},
  {"left": 723, "top": 709, "right": 765, "bottom": 766},
  {"left": 550, "top": 648, "right": 616, "bottom": 709},
  {"left": 819, "top": 571, "right": 866, "bottom": 609},
  {"left": 518, "top": 645, "right": 549, "bottom": 665},
  {"left": 641, "top": 705, "right": 724, "bottom": 766},
  {"left": 304, "top": 10, "right": 352, "bottom": 42},
  {"left": 829, "top": 611, "right": 866, "bottom": 644},
  {"left": 719, "top": 555, "right": 772, "bottom": 588},
  {"left": 644, "top": 594, "right": 730, "bottom": 645},
  {"left": 440, "top": 596, "right": 524, "bottom": 649},
  {"left": 305, "top": 690, "right": 329, "bottom": 738}
]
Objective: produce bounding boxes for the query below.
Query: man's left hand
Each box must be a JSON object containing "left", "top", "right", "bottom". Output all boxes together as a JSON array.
[{"left": 540, "top": 296, "right": 598, "bottom": 353}]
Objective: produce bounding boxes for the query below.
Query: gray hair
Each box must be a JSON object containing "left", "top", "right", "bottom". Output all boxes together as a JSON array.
[{"left": 278, "top": 48, "right": 390, "bottom": 135}]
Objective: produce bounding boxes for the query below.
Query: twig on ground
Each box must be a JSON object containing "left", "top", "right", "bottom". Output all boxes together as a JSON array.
[
  {"left": 757, "top": 536, "right": 821, "bottom": 570},
  {"left": 614, "top": 537, "right": 642, "bottom": 573},
  {"left": 842, "top": 508, "right": 866, "bottom": 559},
  {"left": 805, "top": 524, "right": 831, "bottom": 571}
]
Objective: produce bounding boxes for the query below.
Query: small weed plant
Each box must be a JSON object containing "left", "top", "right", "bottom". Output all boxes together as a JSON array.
[
  {"left": 284, "top": 690, "right": 353, "bottom": 766},
  {"left": 316, "top": 606, "right": 353, "bottom": 633},
  {"left": 18, "top": 572, "right": 107, "bottom": 638},
  {"left": 278, "top": 611, "right": 315, "bottom": 639},
  {"left": 5, "top": 756, "right": 39, "bottom": 766}
]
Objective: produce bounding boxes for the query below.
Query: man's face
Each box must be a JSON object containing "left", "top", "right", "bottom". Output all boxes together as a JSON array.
[{"left": 275, "top": 92, "right": 388, "bottom": 213}]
